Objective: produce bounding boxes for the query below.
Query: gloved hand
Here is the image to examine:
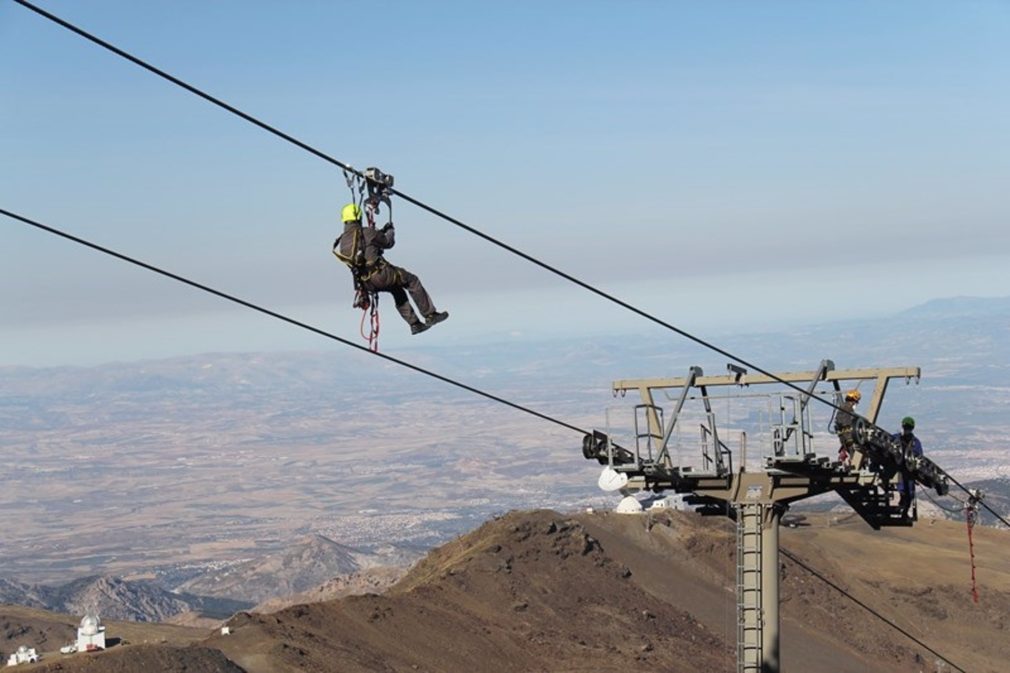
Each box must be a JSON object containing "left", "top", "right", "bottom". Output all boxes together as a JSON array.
[{"left": 382, "top": 222, "right": 394, "bottom": 232}]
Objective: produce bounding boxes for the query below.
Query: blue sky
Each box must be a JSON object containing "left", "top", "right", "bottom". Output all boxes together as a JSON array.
[{"left": 2, "top": 1, "right": 1009, "bottom": 365}]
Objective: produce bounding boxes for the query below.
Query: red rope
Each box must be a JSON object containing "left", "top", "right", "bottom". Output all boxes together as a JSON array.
[
  {"left": 368, "top": 299, "right": 380, "bottom": 352},
  {"left": 965, "top": 502, "right": 980, "bottom": 604}
]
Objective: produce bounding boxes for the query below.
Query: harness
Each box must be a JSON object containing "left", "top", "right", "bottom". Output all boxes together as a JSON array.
[{"left": 333, "top": 166, "right": 396, "bottom": 351}]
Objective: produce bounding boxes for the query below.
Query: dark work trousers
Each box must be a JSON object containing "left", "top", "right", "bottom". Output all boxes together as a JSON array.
[{"left": 362, "top": 262, "right": 436, "bottom": 325}]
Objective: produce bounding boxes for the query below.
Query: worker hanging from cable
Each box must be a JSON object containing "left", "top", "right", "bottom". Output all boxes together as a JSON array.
[{"left": 332, "top": 167, "right": 448, "bottom": 336}]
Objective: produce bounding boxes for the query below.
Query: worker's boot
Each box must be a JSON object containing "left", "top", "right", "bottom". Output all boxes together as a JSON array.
[
  {"left": 410, "top": 321, "right": 430, "bottom": 335},
  {"left": 425, "top": 311, "right": 449, "bottom": 329}
]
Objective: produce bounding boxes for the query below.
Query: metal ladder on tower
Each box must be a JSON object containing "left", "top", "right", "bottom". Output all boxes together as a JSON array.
[{"left": 736, "top": 503, "right": 764, "bottom": 673}]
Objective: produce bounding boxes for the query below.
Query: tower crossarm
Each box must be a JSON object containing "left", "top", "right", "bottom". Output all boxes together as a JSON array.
[
  {"left": 613, "top": 366, "right": 920, "bottom": 426},
  {"left": 613, "top": 366, "right": 921, "bottom": 395}
]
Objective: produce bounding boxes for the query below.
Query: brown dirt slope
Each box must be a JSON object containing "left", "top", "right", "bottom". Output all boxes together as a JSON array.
[
  {"left": 0, "top": 604, "right": 212, "bottom": 671},
  {"left": 27, "top": 644, "right": 245, "bottom": 672},
  {"left": 1, "top": 605, "right": 75, "bottom": 654},
  {"left": 7, "top": 508, "right": 1008, "bottom": 673},
  {"left": 783, "top": 512, "right": 1010, "bottom": 673},
  {"left": 577, "top": 509, "right": 1010, "bottom": 673},
  {"left": 209, "top": 510, "right": 732, "bottom": 673}
]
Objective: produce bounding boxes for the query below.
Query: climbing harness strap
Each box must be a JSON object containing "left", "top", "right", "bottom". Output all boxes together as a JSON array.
[{"left": 343, "top": 167, "right": 366, "bottom": 210}]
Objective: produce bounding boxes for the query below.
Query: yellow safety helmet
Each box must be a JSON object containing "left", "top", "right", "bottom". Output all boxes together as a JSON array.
[
  {"left": 341, "top": 203, "right": 362, "bottom": 223},
  {"left": 845, "top": 389, "right": 861, "bottom": 403}
]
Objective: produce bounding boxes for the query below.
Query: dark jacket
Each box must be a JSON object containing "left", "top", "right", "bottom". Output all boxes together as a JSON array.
[
  {"left": 834, "top": 400, "right": 856, "bottom": 432},
  {"left": 336, "top": 222, "right": 395, "bottom": 273},
  {"left": 890, "top": 431, "right": 923, "bottom": 496},
  {"left": 890, "top": 431, "right": 923, "bottom": 459}
]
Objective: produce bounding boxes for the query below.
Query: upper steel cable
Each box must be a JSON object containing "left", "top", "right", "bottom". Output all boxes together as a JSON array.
[
  {"left": 15, "top": 0, "right": 1010, "bottom": 528},
  {"left": 11, "top": 0, "right": 859, "bottom": 422},
  {"left": 944, "top": 472, "right": 1010, "bottom": 529},
  {"left": 0, "top": 207, "right": 586, "bottom": 436}
]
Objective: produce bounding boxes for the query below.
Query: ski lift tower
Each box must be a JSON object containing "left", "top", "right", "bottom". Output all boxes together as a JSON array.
[{"left": 581, "top": 359, "right": 950, "bottom": 673}]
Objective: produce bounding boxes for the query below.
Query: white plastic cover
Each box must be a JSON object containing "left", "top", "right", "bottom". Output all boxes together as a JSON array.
[{"left": 597, "top": 467, "right": 629, "bottom": 492}]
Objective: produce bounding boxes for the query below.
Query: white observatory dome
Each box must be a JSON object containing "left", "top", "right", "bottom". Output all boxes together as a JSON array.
[
  {"left": 80, "top": 614, "right": 100, "bottom": 636},
  {"left": 616, "top": 495, "right": 644, "bottom": 514}
]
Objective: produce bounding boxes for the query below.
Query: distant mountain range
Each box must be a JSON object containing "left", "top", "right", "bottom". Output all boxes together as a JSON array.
[
  {"left": 0, "top": 534, "right": 410, "bottom": 620},
  {"left": 899, "top": 295, "right": 1010, "bottom": 318},
  {"left": 176, "top": 534, "right": 367, "bottom": 603},
  {"left": 0, "top": 575, "right": 250, "bottom": 622},
  {"left": 252, "top": 565, "right": 405, "bottom": 613},
  {"left": 0, "top": 294, "right": 1007, "bottom": 603}
]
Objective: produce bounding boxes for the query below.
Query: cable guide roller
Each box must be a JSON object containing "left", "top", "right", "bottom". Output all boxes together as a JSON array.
[{"left": 583, "top": 360, "right": 949, "bottom": 528}]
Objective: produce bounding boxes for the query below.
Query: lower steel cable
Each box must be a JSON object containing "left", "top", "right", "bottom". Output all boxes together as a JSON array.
[{"left": 0, "top": 207, "right": 585, "bottom": 436}]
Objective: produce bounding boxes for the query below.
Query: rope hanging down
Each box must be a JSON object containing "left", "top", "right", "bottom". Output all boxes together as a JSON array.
[
  {"left": 0, "top": 207, "right": 584, "bottom": 436},
  {"left": 13, "top": 0, "right": 1010, "bottom": 530},
  {"left": 964, "top": 489, "right": 983, "bottom": 604},
  {"left": 925, "top": 487, "right": 988, "bottom": 603}
]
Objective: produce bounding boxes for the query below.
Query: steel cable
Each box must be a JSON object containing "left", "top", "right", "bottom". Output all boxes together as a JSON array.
[
  {"left": 943, "top": 472, "right": 1010, "bottom": 529},
  {"left": 923, "top": 490, "right": 967, "bottom": 515},
  {"left": 780, "top": 548, "right": 969, "bottom": 673},
  {"left": 16, "top": 0, "right": 1010, "bottom": 527},
  {"left": 3, "top": 208, "right": 982, "bottom": 673},
  {"left": 0, "top": 207, "right": 586, "bottom": 436},
  {"left": 11, "top": 3, "right": 1009, "bottom": 653}
]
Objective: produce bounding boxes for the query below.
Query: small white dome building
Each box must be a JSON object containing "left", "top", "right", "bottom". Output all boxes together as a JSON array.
[
  {"left": 76, "top": 614, "right": 106, "bottom": 652},
  {"left": 6, "top": 645, "right": 38, "bottom": 666},
  {"left": 616, "top": 495, "right": 644, "bottom": 514}
]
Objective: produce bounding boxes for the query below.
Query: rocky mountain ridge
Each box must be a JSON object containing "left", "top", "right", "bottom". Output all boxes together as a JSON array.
[
  {"left": 174, "top": 533, "right": 379, "bottom": 604},
  {"left": 0, "top": 575, "right": 250, "bottom": 623}
]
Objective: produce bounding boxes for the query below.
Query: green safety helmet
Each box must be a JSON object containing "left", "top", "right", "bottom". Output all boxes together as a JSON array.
[
  {"left": 901, "top": 416, "right": 915, "bottom": 429},
  {"left": 341, "top": 203, "right": 362, "bottom": 223}
]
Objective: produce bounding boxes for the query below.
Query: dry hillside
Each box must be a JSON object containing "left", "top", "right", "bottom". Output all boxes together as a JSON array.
[
  {"left": 253, "top": 566, "right": 405, "bottom": 614},
  {"left": 28, "top": 644, "right": 246, "bottom": 673},
  {"left": 4, "top": 508, "right": 1008, "bottom": 672},
  {"left": 578, "top": 509, "right": 1010, "bottom": 673},
  {"left": 209, "top": 511, "right": 730, "bottom": 673}
]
